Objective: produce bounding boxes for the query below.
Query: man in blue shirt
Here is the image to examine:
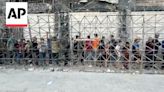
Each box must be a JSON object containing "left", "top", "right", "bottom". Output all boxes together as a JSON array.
[{"left": 132, "top": 37, "right": 141, "bottom": 62}]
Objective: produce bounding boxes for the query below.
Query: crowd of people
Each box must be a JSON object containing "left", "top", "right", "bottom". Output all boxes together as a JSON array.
[
  {"left": 0, "top": 35, "right": 62, "bottom": 66},
  {"left": 0, "top": 32, "right": 164, "bottom": 69},
  {"left": 73, "top": 33, "right": 164, "bottom": 69}
]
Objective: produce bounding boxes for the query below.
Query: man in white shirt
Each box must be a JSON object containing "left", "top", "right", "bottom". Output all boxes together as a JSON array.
[{"left": 115, "top": 40, "right": 123, "bottom": 69}]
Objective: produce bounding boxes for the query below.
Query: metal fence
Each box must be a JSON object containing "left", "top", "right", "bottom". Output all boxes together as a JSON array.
[{"left": 0, "top": 12, "right": 164, "bottom": 74}]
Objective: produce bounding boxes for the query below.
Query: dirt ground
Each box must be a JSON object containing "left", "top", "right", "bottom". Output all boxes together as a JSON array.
[{"left": 0, "top": 66, "right": 164, "bottom": 92}]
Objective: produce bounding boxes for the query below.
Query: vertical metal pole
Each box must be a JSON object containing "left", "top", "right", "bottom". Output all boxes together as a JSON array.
[
  {"left": 37, "top": 15, "right": 41, "bottom": 38},
  {"left": 118, "top": 0, "right": 132, "bottom": 42},
  {"left": 128, "top": 14, "right": 133, "bottom": 73},
  {"left": 140, "top": 14, "right": 145, "bottom": 74},
  {"left": 48, "top": 14, "right": 51, "bottom": 34},
  {"left": 70, "top": 14, "right": 74, "bottom": 64},
  {"left": 154, "top": 14, "right": 157, "bottom": 73},
  {"left": 28, "top": 18, "right": 32, "bottom": 41}
]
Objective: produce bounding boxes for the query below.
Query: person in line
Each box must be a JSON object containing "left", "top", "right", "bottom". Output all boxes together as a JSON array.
[
  {"left": 132, "top": 37, "right": 141, "bottom": 63},
  {"left": 31, "top": 37, "right": 39, "bottom": 65},
  {"left": 145, "top": 37, "right": 154, "bottom": 69},
  {"left": 84, "top": 35, "right": 93, "bottom": 60},
  {"left": 98, "top": 36, "right": 106, "bottom": 60},
  {"left": 109, "top": 35, "right": 117, "bottom": 62},
  {"left": 115, "top": 40, "right": 123, "bottom": 69},
  {"left": 25, "top": 40, "right": 32, "bottom": 64},
  {"left": 145, "top": 37, "right": 154, "bottom": 61},
  {"left": 7, "top": 34, "right": 16, "bottom": 64},
  {"left": 162, "top": 40, "right": 164, "bottom": 69},
  {"left": 73, "top": 35, "right": 79, "bottom": 64},
  {"left": 73, "top": 35, "right": 83, "bottom": 65},
  {"left": 76, "top": 32, "right": 84, "bottom": 64},
  {"left": 64, "top": 41, "right": 70, "bottom": 66},
  {"left": 92, "top": 33, "right": 100, "bottom": 61},
  {"left": 38, "top": 38, "right": 47, "bottom": 66},
  {"left": 152, "top": 33, "right": 161, "bottom": 61},
  {"left": 162, "top": 40, "right": 164, "bottom": 59},
  {"left": 122, "top": 42, "right": 130, "bottom": 69},
  {"left": 47, "top": 35, "right": 52, "bottom": 65},
  {"left": 17, "top": 39, "right": 26, "bottom": 64},
  {"left": 97, "top": 36, "right": 106, "bottom": 67},
  {"left": 51, "top": 37, "right": 60, "bottom": 66},
  {"left": 104, "top": 39, "right": 110, "bottom": 67},
  {"left": 0, "top": 31, "right": 7, "bottom": 64}
]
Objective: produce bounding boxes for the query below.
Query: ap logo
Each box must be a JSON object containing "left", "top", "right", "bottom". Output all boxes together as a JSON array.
[{"left": 6, "top": 2, "right": 28, "bottom": 27}]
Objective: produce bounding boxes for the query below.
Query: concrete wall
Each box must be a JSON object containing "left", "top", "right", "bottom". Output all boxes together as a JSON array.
[
  {"left": 24, "top": 11, "right": 164, "bottom": 43},
  {"left": 70, "top": 11, "right": 164, "bottom": 42},
  {"left": 24, "top": 14, "right": 55, "bottom": 40},
  {"left": 70, "top": 12, "right": 119, "bottom": 39}
]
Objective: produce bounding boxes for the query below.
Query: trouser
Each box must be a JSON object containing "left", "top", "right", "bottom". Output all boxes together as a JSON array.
[
  {"left": 48, "top": 51, "right": 52, "bottom": 62},
  {"left": 133, "top": 54, "right": 141, "bottom": 61},
  {"left": 39, "top": 52, "right": 46, "bottom": 65},
  {"left": 7, "top": 51, "right": 14, "bottom": 63},
  {"left": 153, "top": 51, "right": 158, "bottom": 61},
  {"left": 145, "top": 54, "right": 152, "bottom": 68},
  {"left": 25, "top": 52, "right": 32, "bottom": 58},
  {"left": 73, "top": 50, "right": 84, "bottom": 65},
  {"left": 52, "top": 53, "right": 59, "bottom": 65},
  {"left": 0, "top": 52, "right": 3, "bottom": 64},
  {"left": 32, "top": 51, "right": 39, "bottom": 65},
  {"left": 64, "top": 51, "right": 70, "bottom": 66},
  {"left": 146, "top": 54, "right": 153, "bottom": 61},
  {"left": 98, "top": 52, "right": 106, "bottom": 60},
  {"left": 16, "top": 52, "right": 23, "bottom": 63},
  {"left": 123, "top": 55, "right": 129, "bottom": 69},
  {"left": 85, "top": 51, "right": 92, "bottom": 60},
  {"left": 153, "top": 55, "right": 157, "bottom": 61},
  {"left": 110, "top": 54, "right": 117, "bottom": 61},
  {"left": 93, "top": 49, "right": 98, "bottom": 60}
]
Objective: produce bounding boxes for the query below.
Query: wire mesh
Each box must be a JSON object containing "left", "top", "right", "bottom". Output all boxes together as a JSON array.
[{"left": 0, "top": 0, "right": 164, "bottom": 74}]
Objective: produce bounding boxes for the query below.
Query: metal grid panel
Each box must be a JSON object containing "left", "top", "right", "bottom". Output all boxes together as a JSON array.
[
  {"left": 69, "top": 12, "right": 164, "bottom": 73},
  {"left": 24, "top": 14, "right": 55, "bottom": 40},
  {"left": 0, "top": 11, "right": 164, "bottom": 73}
]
